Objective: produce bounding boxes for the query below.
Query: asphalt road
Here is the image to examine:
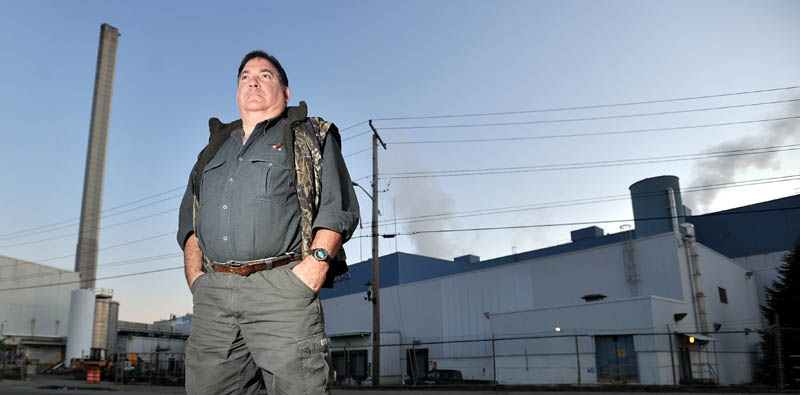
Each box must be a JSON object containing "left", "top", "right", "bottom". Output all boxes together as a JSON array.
[{"left": 0, "top": 376, "right": 784, "bottom": 395}]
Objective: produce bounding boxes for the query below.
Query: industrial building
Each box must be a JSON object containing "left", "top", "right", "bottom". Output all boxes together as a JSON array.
[
  {"left": 0, "top": 256, "right": 80, "bottom": 373},
  {"left": 320, "top": 175, "right": 800, "bottom": 385}
]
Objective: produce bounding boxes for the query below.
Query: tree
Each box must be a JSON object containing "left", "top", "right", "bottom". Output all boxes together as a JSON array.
[{"left": 756, "top": 237, "right": 800, "bottom": 387}]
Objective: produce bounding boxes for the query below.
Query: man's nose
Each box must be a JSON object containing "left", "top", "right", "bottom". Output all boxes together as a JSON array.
[{"left": 248, "top": 78, "right": 260, "bottom": 88}]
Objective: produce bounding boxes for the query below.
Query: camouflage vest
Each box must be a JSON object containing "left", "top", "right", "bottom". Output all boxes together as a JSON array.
[{"left": 191, "top": 101, "right": 347, "bottom": 288}]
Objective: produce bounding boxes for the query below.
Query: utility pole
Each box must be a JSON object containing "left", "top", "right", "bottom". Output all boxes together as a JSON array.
[
  {"left": 776, "top": 314, "right": 785, "bottom": 391},
  {"left": 368, "top": 120, "right": 386, "bottom": 385}
]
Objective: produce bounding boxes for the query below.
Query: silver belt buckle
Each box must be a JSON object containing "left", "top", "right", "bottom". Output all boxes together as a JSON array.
[{"left": 225, "top": 260, "right": 246, "bottom": 268}]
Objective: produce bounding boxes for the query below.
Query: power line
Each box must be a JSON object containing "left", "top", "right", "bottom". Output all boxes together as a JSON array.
[
  {"left": 385, "top": 115, "right": 800, "bottom": 145},
  {"left": 362, "top": 175, "right": 800, "bottom": 227},
  {"left": 338, "top": 120, "right": 369, "bottom": 133},
  {"left": 343, "top": 147, "right": 372, "bottom": 158},
  {"left": 34, "top": 231, "right": 177, "bottom": 263},
  {"left": 0, "top": 193, "right": 182, "bottom": 242},
  {"left": 369, "top": 85, "right": 800, "bottom": 122},
  {"left": 0, "top": 252, "right": 183, "bottom": 282},
  {"left": 380, "top": 144, "right": 800, "bottom": 179},
  {"left": 6, "top": 207, "right": 800, "bottom": 291},
  {"left": 377, "top": 98, "right": 800, "bottom": 131},
  {"left": 3, "top": 205, "right": 798, "bottom": 290},
  {"left": 351, "top": 205, "right": 800, "bottom": 239},
  {"left": 0, "top": 185, "right": 185, "bottom": 239},
  {"left": 0, "top": 207, "right": 178, "bottom": 249},
  {"left": 342, "top": 130, "right": 371, "bottom": 142},
  {"left": 0, "top": 265, "right": 183, "bottom": 292}
]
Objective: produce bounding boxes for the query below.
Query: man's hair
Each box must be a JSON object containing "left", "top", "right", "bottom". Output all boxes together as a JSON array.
[{"left": 237, "top": 50, "right": 289, "bottom": 87}]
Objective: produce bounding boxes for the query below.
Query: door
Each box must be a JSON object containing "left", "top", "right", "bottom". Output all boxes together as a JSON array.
[
  {"left": 595, "top": 335, "right": 639, "bottom": 382},
  {"left": 406, "top": 348, "right": 429, "bottom": 382},
  {"left": 678, "top": 346, "right": 692, "bottom": 382}
]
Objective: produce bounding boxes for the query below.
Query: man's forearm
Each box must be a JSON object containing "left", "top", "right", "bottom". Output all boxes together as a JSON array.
[
  {"left": 292, "top": 228, "right": 343, "bottom": 292},
  {"left": 311, "top": 228, "right": 343, "bottom": 257},
  {"left": 184, "top": 234, "right": 204, "bottom": 290}
]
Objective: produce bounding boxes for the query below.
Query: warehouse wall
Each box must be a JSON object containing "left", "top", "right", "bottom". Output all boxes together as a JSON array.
[{"left": 0, "top": 256, "right": 79, "bottom": 338}]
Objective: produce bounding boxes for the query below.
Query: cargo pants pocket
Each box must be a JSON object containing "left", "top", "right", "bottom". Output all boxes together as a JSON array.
[{"left": 297, "top": 332, "right": 332, "bottom": 394}]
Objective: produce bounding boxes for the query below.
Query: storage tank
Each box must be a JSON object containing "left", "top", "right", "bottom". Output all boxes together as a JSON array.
[
  {"left": 629, "top": 175, "right": 687, "bottom": 238},
  {"left": 66, "top": 289, "right": 95, "bottom": 361},
  {"left": 106, "top": 300, "right": 119, "bottom": 355},
  {"left": 92, "top": 289, "right": 114, "bottom": 350}
]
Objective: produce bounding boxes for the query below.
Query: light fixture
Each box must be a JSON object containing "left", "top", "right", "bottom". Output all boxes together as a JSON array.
[
  {"left": 555, "top": 327, "right": 561, "bottom": 332},
  {"left": 364, "top": 282, "right": 374, "bottom": 303},
  {"left": 689, "top": 336, "right": 695, "bottom": 344}
]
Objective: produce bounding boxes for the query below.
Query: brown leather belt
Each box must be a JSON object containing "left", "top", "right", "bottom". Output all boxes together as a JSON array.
[{"left": 211, "top": 253, "right": 301, "bottom": 276}]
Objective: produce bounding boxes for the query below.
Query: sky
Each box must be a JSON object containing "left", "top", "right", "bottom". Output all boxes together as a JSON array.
[{"left": 0, "top": 0, "right": 798, "bottom": 323}]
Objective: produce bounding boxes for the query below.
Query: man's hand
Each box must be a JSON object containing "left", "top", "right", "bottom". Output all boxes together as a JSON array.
[
  {"left": 291, "top": 228, "right": 343, "bottom": 292},
  {"left": 184, "top": 234, "right": 204, "bottom": 290},
  {"left": 291, "top": 255, "right": 329, "bottom": 292}
]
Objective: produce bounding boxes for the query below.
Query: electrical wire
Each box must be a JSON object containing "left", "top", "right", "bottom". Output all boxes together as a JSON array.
[
  {"left": 350, "top": 205, "right": 800, "bottom": 239},
  {"left": 385, "top": 115, "right": 800, "bottom": 145},
  {"left": 380, "top": 144, "right": 800, "bottom": 180},
  {"left": 377, "top": 98, "right": 800, "bottom": 131},
  {"left": 2, "top": 205, "right": 798, "bottom": 290},
  {"left": 370, "top": 85, "right": 800, "bottom": 122},
  {"left": 362, "top": 175, "right": 800, "bottom": 227},
  {"left": 0, "top": 207, "right": 178, "bottom": 249},
  {"left": 0, "top": 193, "right": 183, "bottom": 242},
  {"left": 0, "top": 185, "right": 185, "bottom": 239}
]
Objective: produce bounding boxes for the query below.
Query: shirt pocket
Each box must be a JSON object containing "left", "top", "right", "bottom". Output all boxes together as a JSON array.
[
  {"left": 249, "top": 154, "right": 292, "bottom": 204},
  {"left": 199, "top": 157, "right": 227, "bottom": 202}
]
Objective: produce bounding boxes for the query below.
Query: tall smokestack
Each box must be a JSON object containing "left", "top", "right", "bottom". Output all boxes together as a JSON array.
[{"left": 74, "top": 24, "right": 119, "bottom": 289}]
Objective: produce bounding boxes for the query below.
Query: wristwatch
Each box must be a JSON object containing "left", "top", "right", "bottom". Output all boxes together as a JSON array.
[{"left": 311, "top": 248, "right": 332, "bottom": 263}]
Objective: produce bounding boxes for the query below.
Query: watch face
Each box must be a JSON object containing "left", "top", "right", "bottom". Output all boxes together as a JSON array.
[{"left": 313, "top": 248, "right": 329, "bottom": 261}]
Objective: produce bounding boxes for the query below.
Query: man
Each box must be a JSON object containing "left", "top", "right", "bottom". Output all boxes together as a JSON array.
[{"left": 177, "top": 50, "right": 359, "bottom": 395}]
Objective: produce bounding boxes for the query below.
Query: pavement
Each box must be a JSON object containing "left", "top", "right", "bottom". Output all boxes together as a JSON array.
[{"left": 0, "top": 375, "right": 789, "bottom": 395}]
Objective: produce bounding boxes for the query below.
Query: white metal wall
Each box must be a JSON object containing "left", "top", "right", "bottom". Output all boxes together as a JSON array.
[
  {"left": 0, "top": 256, "right": 79, "bottom": 339},
  {"left": 695, "top": 243, "right": 763, "bottom": 384},
  {"left": 322, "top": 232, "right": 765, "bottom": 385}
]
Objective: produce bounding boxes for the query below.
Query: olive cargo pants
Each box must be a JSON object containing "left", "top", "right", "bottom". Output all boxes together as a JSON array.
[{"left": 185, "top": 261, "right": 333, "bottom": 395}]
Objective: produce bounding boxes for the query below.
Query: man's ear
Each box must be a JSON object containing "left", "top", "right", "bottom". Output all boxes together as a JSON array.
[{"left": 284, "top": 87, "right": 291, "bottom": 104}]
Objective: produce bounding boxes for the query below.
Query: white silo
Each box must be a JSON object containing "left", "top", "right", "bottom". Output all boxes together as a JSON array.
[{"left": 66, "top": 289, "right": 95, "bottom": 361}]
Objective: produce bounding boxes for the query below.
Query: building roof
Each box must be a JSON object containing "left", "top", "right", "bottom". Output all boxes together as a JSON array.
[
  {"left": 321, "top": 193, "right": 800, "bottom": 300},
  {"left": 687, "top": 194, "right": 800, "bottom": 258}
]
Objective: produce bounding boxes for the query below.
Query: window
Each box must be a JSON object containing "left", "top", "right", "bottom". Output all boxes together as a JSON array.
[{"left": 718, "top": 287, "right": 728, "bottom": 304}]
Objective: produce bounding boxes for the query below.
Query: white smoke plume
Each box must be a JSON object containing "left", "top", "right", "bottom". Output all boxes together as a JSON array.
[
  {"left": 392, "top": 177, "right": 463, "bottom": 259},
  {"left": 686, "top": 103, "right": 800, "bottom": 213}
]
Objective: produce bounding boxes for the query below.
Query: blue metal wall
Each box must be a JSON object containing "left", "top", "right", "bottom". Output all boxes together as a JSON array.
[{"left": 688, "top": 194, "right": 800, "bottom": 258}]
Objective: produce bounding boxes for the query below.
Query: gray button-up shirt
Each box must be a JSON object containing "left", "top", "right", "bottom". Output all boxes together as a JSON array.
[{"left": 177, "top": 115, "right": 359, "bottom": 263}]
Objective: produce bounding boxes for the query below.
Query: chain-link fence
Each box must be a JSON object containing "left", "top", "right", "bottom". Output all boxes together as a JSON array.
[
  {"left": 109, "top": 352, "right": 185, "bottom": 385},
  {"left": 28, "top": 327, "right": 795, "bottom": 388},
  {"left": 329, "top": 328, "right": 800, "bottom": 388}
]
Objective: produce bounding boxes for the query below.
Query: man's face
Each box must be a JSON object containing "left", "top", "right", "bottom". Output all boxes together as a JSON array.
[{"left": 236, "top": 57, "right": 290, "bottom": 116}]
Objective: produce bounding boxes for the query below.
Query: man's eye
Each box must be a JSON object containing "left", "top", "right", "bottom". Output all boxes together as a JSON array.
[
  {"left": 240, "top": 75, "right": 248, "bottom": 81},
  {"left": 262, "top": 73, "right": 273, "bottom": 80}
]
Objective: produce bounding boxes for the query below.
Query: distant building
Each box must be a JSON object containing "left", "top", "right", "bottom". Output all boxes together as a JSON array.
[
  {"left": 320, "top": 176, "right": 800, "bottom": 385},
  {"left": 0, "top": 256, "right": 80, "bottom": 372}
]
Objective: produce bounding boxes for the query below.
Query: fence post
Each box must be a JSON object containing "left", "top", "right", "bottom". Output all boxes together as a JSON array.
[
  {"left": 491, "top": 335, "right": 497, "bottom": 383},
  {"left": 575, "top": 335, "right": 581, "bottom": 386},
  {"left": 667, "top": 325, "right": 676, "bottom": 386},
  {"left": 776, "top": 314, "right": 785, "bottom": 391}
]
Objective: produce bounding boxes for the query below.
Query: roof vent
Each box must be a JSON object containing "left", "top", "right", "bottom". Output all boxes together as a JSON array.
[
  {"left": 581, "top": 294, "right": 607, "bottom": 302},
  {"left": 454, "top": 254, "right": 480, "bottom": 264},
  {"left": 571, "top": 226, "right": 604, "bottom": 242}
]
